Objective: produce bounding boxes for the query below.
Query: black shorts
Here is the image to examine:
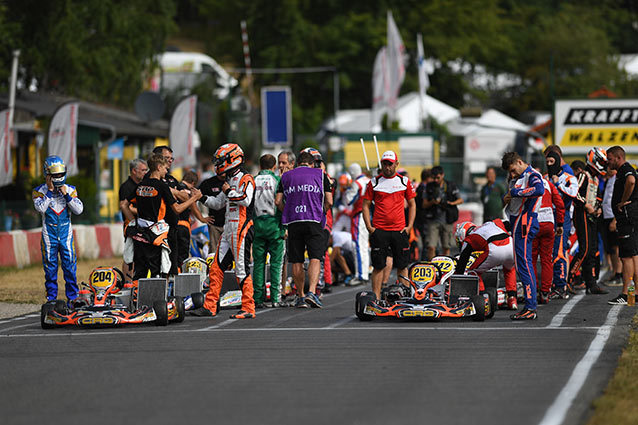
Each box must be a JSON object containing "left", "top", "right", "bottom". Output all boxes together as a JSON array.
[
  {"left": 370, "top": 229, "right": 409, "bottom": 270},
  {"left": 287, "top": 222, "right": 325, "bottom": 263},
  {"left": 600, "top": 218, "right": 618, "bottom": 254},
  {"left": 617, "top": 217, "right": 638, "bottom": 258}
]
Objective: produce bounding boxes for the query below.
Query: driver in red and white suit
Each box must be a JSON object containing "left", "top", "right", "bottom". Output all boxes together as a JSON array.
[
  {"left": 454, "top": 219, "right": 518, "bottom": 310},
  {"left": 190, "top": 143, "right": 256, "bottom": 319}
]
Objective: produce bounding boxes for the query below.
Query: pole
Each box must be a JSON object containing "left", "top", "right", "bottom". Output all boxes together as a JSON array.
[
  {"left": 359, "top": 138, "right": 370, "bottom": 171},
  {"left": 333, "top": 70, "right": 339, "bottom": 134},
  {"left": 373, "top": 134, "right": 381, "bottom": 168},
  {"left": 8, "top": 50, "right": 20, "bottom": 135}
]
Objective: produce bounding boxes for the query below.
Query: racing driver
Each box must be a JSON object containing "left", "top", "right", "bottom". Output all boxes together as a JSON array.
[
  {"left": 190, "top": 143, "right": 256, "bottom": 319},
  {"left": 33, "top": 156, "right": 84, "bottom": 304}
]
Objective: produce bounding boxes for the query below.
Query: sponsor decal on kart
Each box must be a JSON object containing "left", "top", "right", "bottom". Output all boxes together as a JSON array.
[
  {"left": 364, "top": 305, "right": 382, "bottom": 315},
  {"left": 220, "top": 290, "right": 243, "bottom": 307},
  {"left": 78, "top": 316, "right": 117, "bottom": 325},
  {"left": 399, "top": 309, "right": 436, "bottom": 318}
]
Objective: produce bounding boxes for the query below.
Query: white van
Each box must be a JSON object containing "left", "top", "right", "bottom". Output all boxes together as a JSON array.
[{"left": 156, "top": 51, "right": 238, "bottom": 99}]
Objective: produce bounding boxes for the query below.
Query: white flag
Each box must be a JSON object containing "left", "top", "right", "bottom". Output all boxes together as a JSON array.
[
  {"left": 417, "top": 33, "right": 429, "bottom": 96},
  {"left": 386, "top": 10, "right": 405, "bottom": 115},
  {"left": 0, "top": 109, "right": 13, "bottom": 187},
  {"left": 372, "top": 47, "right": 388, "bottom": 109},
  {"left": 48, "top": 102, "right": 79, "bottom": 177},
  {"left": 170, "top": 95, "right": 197, "bottom": 168}
]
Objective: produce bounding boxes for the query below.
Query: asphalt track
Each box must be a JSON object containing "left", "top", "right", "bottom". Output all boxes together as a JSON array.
[{"left": 0, "top": 285, "right": 634, "bottom": 425}]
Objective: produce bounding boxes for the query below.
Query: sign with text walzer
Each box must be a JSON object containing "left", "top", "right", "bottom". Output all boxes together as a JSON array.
[
  {"left": 261, "top": 86, "right": 292, "bottom": 147},
  {"left": 555, "top": 98, "right": 638, "bottom": 154}
]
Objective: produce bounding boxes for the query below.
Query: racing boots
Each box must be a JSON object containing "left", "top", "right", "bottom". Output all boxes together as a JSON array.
[
  {"left": 510, "top": 308, "right": 537, "bottom": 320},
  {"left": 537, "top": 291, "right": 550, "bottom": 305},
  {"left": 549, "top": 287, "right": 569, "bottom": 300},
  {"left": 230, "top": 310, "right": 255, "bottom": 319},
  {"left": 586, "top": 285, "right": 609, "bottom": 295},
  {"left": 189, "top": 307, "right": 216, "bottom": 317}
]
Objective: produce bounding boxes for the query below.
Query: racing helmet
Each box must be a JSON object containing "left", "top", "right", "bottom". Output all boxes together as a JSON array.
[
  {"left": 43, "top": 155, "right": 67, "bottom": 187},
  {"left": 337, "top": 173, "right": 352, "bottom": 192},
  {"left": 455, "top": 221, "right": 477, "bottom": 247},
  {"left": 214, "top": 143, "right": 244, "bottom": 175},
  {"left": 301, "top": 147, "right": 323, "bottom": 167},
  {"left": 586, "top": 147, "right": 607, "bottom": 176}
]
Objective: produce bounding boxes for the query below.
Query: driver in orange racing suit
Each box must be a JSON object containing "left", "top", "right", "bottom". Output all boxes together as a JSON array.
[{"left": 189, "top": 143, "right": 256, "bottom": 319}]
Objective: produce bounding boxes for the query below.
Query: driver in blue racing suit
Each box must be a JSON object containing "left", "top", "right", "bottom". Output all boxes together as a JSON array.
[{"left": 32, "top": 156, "right": 84, "bottom": 302}]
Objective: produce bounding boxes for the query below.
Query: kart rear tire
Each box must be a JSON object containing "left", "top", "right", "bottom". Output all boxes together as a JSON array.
[
  {"left": 153, "top": 300, "right": 169, "bottom": 326},
  {"left": 191, "top": 292, "right": 204, "bottom": 310},
  {"left": 485, "top": 287, "right": 497, "bottom": 319},
  {"left": 355, "top": 291, "right": 375, "bottom": 321},
  {"left": 54, "top": 299, "right": 67, "bottom": 315},
  {"left": 174, "top": 296, "right": 185, "bottom": 323},
  {"left": 471, "top": 295, "right": 485, "bottom": 322},
  {"left": 40, "top": 303, "right": 55, "bottom": 329}
]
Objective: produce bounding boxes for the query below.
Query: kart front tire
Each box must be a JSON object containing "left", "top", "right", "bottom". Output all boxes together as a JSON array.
[
  {"left": 40, "top": 303, "right": 55, "bottom": 329},
  {"left": 153, "top": 300, "right": 169, "bottom": 326},
  {"left": 485, "top": 287, "right": 497, "bottom": 319},
  {"left": 355, "top": 291, "right": 375, "bottom": 321},
  {"left": 174, "top": 296, "right": 185, "bottom": 323},
  {"left": 191, "top": 292, "right": 204, "bottom": 310},
  {"left": 54, "top": 300, "right": 67, "bottom": 315},
  {"left": 471, "top": 295, "right": 485, "bottom": 322}
]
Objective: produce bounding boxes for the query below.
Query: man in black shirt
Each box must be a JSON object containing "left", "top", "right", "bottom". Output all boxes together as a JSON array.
[
  {"left": 118, "top": 158, "right": 148, "bottom": 279},
  {"left": 123, "top": 154, "right": 201, "bottom": 280},
  {"left": 607, "top": 146, "right": 638, "bottom": 305},
  {"left": 199, "top": 173, "right": 226, "bottom": 252}
]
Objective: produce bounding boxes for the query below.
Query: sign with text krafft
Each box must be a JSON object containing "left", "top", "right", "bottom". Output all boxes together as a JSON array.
[
  {"left": 555, "top": 98, "right": 638, "bottom": 154},
  {"left": 261, "top": 86, "right": 292, "bottom": 146}
]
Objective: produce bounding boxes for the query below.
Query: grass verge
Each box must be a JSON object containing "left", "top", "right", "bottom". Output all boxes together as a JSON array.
[
  {"left": 587, "top": 314, "right": 638, "bottom": 425},
  {"left": 0, "top": 257, "right": 124, "bottom": 304}
]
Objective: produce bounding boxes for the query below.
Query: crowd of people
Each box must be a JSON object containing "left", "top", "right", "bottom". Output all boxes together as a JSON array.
[{"left": 33, "top": 142, "right": 638, "bottom": 322}]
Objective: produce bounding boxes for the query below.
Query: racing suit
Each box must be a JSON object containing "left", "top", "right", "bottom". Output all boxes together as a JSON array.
[
  {"left": 345, "top": 173, "right": 370, "bottom": 282},
  {"left": 531, "top": 177, "right": 565, "bottom": 294},
  {"left": 551, "top": 166, "right": 578, "bottom": 290},
  {"left": 253, "top": 169, "right": 285, "bottom": 304},
  {"left": 33, "top": 183, "right": 84, "bottom": 301},
  {"left": 506, "top": 165, "right": 544, "bottom": 310},
  {"left": 570, "top": 168, "right": 601, "bottom": 290},
  {"left": 201, "top": 168, "right": 255, "bottom": 314},
  {"left": 455, "top": 219, "right": 517, "bottom": 294}
]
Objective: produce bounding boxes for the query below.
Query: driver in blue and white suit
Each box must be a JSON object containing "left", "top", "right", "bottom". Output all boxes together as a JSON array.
[{"left": 32, "top": 156, "right": 84, "bottom": 303}]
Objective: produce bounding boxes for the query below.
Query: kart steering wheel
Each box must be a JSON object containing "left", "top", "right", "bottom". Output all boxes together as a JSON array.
[{"left": 113, "top": 267, "right": 125, "bottom": 289}]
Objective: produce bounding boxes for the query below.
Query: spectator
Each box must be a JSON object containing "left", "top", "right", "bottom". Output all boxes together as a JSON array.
[
  {"left": 278, "top": 151, "right": 295, "bottom": 175},
  {"left": 275, "top": 151, "right": 333, "bottom": 308},
  {"left": 422, "top": 166, "right": 463, "bottom": 260},
  {"left": 607, "top": 146, "right": 638, "bottom": 305},
  {"left": 33, "top": 155, "right": 84, "bottom": 304},
  {"left": 600, "top": 168, "right": 623, "bottom": 286},
  {"left": 118, "top": 158, "right": 148, "bottom": 279},
  {"left": 569, "top": 152, "right": 608, "bottom": 295},
  {"left": 481, "top": 166, "right": 505, "bottom": 222},
  {"left": 122, "top": 154, "right": 200, "bottom": 280},
  {"left": 415, "top": 168, "right": 433, "bottom": 260},
  {"left": 277, "top": 150, "right": 296, "bottom": 292},
  {"left": 191, "top": 144, "right": 256, "bottom": 319},
  {"left": 346, "top": 162, "right": 371, "bottom": 285},
  {"left": 531, "top": 173, "right": 565, "bottom": 304},
  {"left": 502, "top": 151, "right": 544, "bottom": 320},
  {"left": 544, "top": 148, "right": 578, "bottom": 300},
  {"left": 253, "top": 154, "right": 286, "bottom": 308},
  {"left": 330, "top": 230, "right": 355, "bottom": 285},
  {"left": 362, "top": 151, "right": 416, "bottom": 299},
  {"left": 179, "top": 171, "right": 213, "bottom": 268}
]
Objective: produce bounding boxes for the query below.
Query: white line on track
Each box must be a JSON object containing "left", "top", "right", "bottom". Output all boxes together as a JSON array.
[
  {"left": 323, "top": 315, "right": 356, "bottom": 329},
  {"left": 538, "top": 305, "right": 622, "bottom": 425},
  {"left": 0, "top": 322, "right": 37, "bottom": 333},
  {"left": 0, "top": 325, "right": 603, "bottom": 338},
  {"left": 0, "top": 313, "right": 39, "bottom": 325},
  {"left": 546, "top": 294, "right": 584, "bottom": 328}
]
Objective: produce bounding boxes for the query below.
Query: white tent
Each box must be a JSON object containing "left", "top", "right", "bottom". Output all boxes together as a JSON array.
[{"left": 321, "top": 91, "right": 459, "bottom": 133}]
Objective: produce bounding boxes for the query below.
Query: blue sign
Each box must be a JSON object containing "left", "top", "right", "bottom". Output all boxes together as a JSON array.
[
  {"left": 107, "top": 137, "right": 124, "bottom": 160},
  {"left": 261, "top": 86, "right": 292, "bottom": 146}
]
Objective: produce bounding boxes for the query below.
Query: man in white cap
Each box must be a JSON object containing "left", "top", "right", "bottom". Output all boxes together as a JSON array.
[
  {"left": 344, "top": 162, "right": 371, "bottom": 285},
  {"left": 362, "top": 150, "right": 416, "bottom": 299}
]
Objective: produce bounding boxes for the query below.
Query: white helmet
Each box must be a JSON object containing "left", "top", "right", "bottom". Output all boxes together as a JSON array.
[{"left": 455, "top": 221, "right": 477, "bottom": 247}]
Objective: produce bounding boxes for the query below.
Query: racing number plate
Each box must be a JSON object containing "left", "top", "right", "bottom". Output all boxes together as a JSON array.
[
  {"left": 431, "top": 257, "right": 455, "bottom": 274},
  {"left": 466, "top": 251, "right": 483, "bottom": 269},
  {"left": 89, "top": 268, "right": 116, "bottom": 289},
  {"left": 410, "top": 263, "right": 437, "bottom": 284}
]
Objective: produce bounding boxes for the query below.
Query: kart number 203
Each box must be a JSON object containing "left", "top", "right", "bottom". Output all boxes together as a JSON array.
[{"left": 411, "top": 264, "right": 437, "bottom": 282}]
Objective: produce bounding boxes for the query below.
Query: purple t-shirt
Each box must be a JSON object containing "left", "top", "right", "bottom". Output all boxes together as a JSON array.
[{"left": 279, "top": 166, "right": 327, "bottom": 224}]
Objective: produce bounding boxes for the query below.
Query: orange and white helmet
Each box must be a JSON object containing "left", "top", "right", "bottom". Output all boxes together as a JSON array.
[
  {"left": 214, "top": 143, "right": 244, "bottom": 175},
  {"left": 586, "top": 147, "right": 607, "bottom": 176},
  {"left": 337, "top": 173, "right": 352, "bottom": 192},
  {"left": 455, "top": 221, "right": 476, "bottom": 247}
]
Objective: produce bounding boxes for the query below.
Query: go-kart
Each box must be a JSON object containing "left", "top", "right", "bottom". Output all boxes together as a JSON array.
[
  {"left": 41, "top": 267, "right": 185, "bottom": 329},
  {"left": 355, "top": 261, "right": 491, "bottom": 321}
]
